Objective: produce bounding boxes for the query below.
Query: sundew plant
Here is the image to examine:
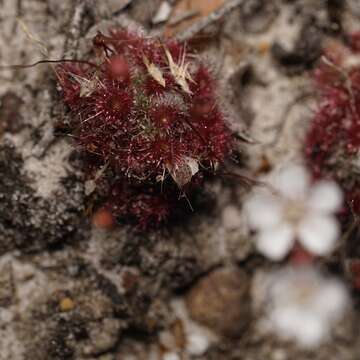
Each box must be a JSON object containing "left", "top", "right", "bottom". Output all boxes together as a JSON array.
[{"left": 56, "top": 29, "right": 233, "bottom": 229}]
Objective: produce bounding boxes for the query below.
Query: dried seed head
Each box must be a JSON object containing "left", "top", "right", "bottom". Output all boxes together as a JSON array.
[
  {"left": 167, "top": 157, "right": 199, "bottom": 188},
  {"left": 143, "top": 55, "right": 166, "bottom": 87},
  {"left": 165, "top": 47, "right": 194, "bottom": 94}
]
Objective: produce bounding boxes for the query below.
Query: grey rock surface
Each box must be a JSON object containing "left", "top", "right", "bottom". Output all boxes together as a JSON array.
[{"left": 0, "top": 0, "right": 359, "bottom": 359}]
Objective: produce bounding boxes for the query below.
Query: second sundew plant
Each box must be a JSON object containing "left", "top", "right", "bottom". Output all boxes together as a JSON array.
[
  {"left": 305, "top": 32, "right": 360, "bottom": 215},
  {"left": 55, "top": 29, "right": 234, "bottom": 229}
]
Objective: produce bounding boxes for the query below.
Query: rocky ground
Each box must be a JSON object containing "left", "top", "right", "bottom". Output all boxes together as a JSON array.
[{"left": 0, "top": 0, "right": 360, "bottom": 359}]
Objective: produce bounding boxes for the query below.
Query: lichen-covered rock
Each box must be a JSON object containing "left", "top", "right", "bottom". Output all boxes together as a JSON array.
[
  {"left": 15, "top": 257, "right": 126, "bottom": 360},
  {"left": 0, "top": 140, "right": 87, "bottom": 254}
]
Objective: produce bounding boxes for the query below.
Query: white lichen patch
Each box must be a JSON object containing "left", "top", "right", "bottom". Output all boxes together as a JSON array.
[{"left": 23, "top": 139, "right": 73, "bottom": 198}]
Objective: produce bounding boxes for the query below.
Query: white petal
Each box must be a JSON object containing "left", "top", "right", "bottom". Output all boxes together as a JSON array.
[
  {"left": 244, "top": 193, "right": 282, "bottom": 230},
  {"left": 308, "top": 180, "right": 343, "bottom": 213},
  {"left": 272, "top": 164, "right": 310, "bottom": 200},
  {"left": 186, "top": 332, "right": 210, "bottom": 356},
  {"left": 313, "top": 280, "right": 348, "bottom": 320},
  {"left": 163, "top": 353, "right": 180, "bottom": 360},
  {"left": 271, "top": 307, "right": 302, "bottom": 333},
  {"left": 271, "top": 307, "right": 326, "bottom": 348},
  {"left": 270, "top": 307, "right": 301, "bottom": 339},
  {"left": 256, "top": 223, "right": 295, "bottom": 260},
  {"left": 298, "top": 215, "right": 339, "bottom": 255},
  {"left": 293, "top": 312, "right": 327, "bottom": 348}
]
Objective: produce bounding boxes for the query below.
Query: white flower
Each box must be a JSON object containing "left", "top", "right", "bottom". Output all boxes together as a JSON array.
[
  {"left": 185, "top": 326, "right": 210, "bottom": 356},
  {"left": 162, "top": 353, "right": 180, "bottom": 360},
  {"left": 262, "top": 266, "right": 348, "bottom": 348},
  {"left": 244, "top": 164, "right": 343, "bottom": 260}
]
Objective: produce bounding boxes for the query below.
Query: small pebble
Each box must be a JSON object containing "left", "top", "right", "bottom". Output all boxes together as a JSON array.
[
  {"left": 59, "top": 297, "right": 75, "bottom": 312},
  {"left": 186, "top": 267, "right": 251, "bottom": 337}
]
